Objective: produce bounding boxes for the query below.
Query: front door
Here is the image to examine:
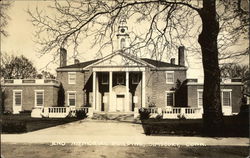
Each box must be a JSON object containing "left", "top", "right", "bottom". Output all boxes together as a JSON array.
[{"left": 116, "top": 94, "right": 125, "bottom": 112}]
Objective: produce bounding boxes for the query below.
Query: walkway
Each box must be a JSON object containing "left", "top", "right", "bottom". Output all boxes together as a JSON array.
[{"left": 1, "top": 119, "right": 249, "bottom": 146}]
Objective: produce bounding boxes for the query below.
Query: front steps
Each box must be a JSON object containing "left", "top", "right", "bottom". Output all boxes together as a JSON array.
[{"left": 91, "top": 112, "right": 139, "bottom": 122}]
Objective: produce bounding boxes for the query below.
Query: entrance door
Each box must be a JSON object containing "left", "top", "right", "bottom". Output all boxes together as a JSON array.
[{"left": 116, "top": 94, "right": 125, "bottom": 112}]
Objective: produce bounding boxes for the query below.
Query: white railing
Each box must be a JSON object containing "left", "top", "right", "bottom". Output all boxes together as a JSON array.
[
  {"left": 162, "top": 107, "right": 202, "bottom": 119},
  {"left": 133, "top": 107, "right": 203, "bottom": 119},
  {"left": 42, "top": 107, "right": 70, "bottom": 118},
  {"left": 31, "top": 106, "right": 93, "bottom": 118},
  {"left": 4, "top": 79, "right": 60, "bottom": 86}
]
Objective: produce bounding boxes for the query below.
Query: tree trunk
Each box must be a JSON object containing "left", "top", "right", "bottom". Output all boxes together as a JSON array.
[{"left": 198, "top": 0, "right": 224, "bottom": 136}]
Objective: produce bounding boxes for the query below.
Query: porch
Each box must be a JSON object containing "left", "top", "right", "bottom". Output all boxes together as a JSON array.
[{"left": 88, "top": 66, "right": 146, "bottom": 113}]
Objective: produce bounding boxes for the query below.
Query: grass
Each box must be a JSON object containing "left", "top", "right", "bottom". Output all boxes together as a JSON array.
[
  {"left": 141, "top": 115, "right": 249, "bottom": 137},
  {"left": 1, "top": 113, "right": 81, "bottom": 133},
  {"left": 1, "top": 143, "right": 249, "bottom": 158}
]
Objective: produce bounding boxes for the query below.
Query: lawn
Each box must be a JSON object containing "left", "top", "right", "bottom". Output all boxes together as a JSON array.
[
  {"left": 1, "top": 113, "right": 82, "bottom": 133},
  {"left": 141, "top": 115, "right": 249, "bottom": 137},
  {"left": 1, "top": 143, "right": 248, "bottom": 158}
]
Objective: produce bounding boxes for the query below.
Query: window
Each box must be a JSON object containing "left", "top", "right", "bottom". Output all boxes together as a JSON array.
[
  {"left": 35, "top": 90, "right": 44, "bottom": 107},
  {"left": 68, "top": 72, "right": 76, "bottom": 84},
  {"left": 166, "top": 91, "right": 174, "bottom": 106},
  {"left": 132, "top": 73, "right": 140, "bottom": 84},
  {"left": 120, "top": 38, "right": 125, "bottom": 49},
  {"left": 117, "top": 74, "right": 124, "bottom": 84},
  {"left": 101, "top": 73, "right": 108, "bottom": 84},
  {"left": 68, "top": 92, "right": 76, "bottom": 106},
  {"left": 197, "top": 89, "right": 203, "bottom": 107},
  {"left": 222, "top": 90, "right": 231, "bottom": 106},
  {"left": 13, "top": 90, "right": 22, "bottom": 106},
  {"left": 166, "top": 71, "right": 174, "bottom": 84}
]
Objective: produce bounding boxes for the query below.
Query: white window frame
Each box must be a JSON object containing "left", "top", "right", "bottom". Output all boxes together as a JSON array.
[
  {"left": 165, "top": 91, "right": 175, "bottom": 106},
  {"left": 35, "top": 90, "right": 44, "bottom": 108},
  {"left": 13, "top": 90, "right": 22, "bottom": 106},
  {"left": 197, "top": 89, "right": 203, "bottom": 108},
  {"left": 68, "top": 72, "right": 76, "bottom": 84},
  {"left": 132, "top": 73, "right": 140, "bottom": 84},
  {"left": 67, "top": 91, "right": 76, "bottom": 106},
  {"left": 166, "top": 71, "right": 174, "bottom": 84},
  {"left": 221, "top": 89, "right": 232, "bottom": 107}
]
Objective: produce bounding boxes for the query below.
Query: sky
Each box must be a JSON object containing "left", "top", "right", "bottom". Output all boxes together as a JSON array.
[{"left": 1, "top": 0, "right": 248, "bottom": 81}]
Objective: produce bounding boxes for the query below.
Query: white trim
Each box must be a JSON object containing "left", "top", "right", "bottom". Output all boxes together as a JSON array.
[
  {"left": 142, "top": 71, "right": 146, "bottom": 108},
  {"left": 166, "top": 71, "right": 174, "bottom": 84},
  {"left": 92, "top": 67, "right": 146, "bottom": 72},
  {"left": 68, "top": 72, "right": 76, "bottom": 84},
  {"left": 165, "top": 91, "right": 175, "bottom": 106},
  {"left": 187, "top": 82, "right": 243, "bottom": 86},
  {"left": 34, "top": 90, "right": 44, "bottom": 108},
  {"left": 67, "top": 91, "right": 76, "bottom": 106},
  {"left": 84, "top": 51, "right": 155, "bottom": 70}
]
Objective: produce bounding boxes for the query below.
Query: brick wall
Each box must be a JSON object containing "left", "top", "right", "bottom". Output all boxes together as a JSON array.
[
  {"left": 57, "top": 71, "right": 87, "bottom": 108},
  {"left": 146, "top": 70, "right": 187, "bottom": 108},
  {"left": 187, "top": 84, "right": 243, "bottom": 113},
  {"left": 2, "top": 85, "right": 58, "bottom": 112}
]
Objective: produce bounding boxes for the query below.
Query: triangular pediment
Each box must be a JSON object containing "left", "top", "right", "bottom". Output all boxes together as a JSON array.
[{"left": 92, "top": 52, "right": 147, "bottom": 67}]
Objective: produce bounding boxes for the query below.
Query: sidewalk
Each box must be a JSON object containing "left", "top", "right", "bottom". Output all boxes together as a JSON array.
[{"left": 1, "top": 120, "right": 249, "bottom": 146}]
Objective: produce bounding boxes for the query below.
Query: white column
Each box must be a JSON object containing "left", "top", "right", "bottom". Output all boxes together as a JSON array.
[
  {"left": 142, "top": 71, "right": 146, "bottom": 108},
  {"left": 92, "top": 71, "right": 96, "bottom": 111},
  {"left": 125, "top": 71, "right": 129, "bottom": 112},
  {"left": 96, "top": 73, "right": 99, "bottom": 111},
  {"left": 109, "top": 71, "right": 113, "bottom": 112}
]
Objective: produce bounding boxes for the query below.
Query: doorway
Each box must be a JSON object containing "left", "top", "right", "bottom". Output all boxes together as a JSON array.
[{"left": 116, "top": 94, "right": 125, "bottom": 112}]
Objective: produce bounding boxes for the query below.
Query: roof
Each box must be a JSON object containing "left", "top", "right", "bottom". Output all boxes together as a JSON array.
[
  {"left": 59, "top": 59, "right": 100, "bottom": 69},
  {"left": 57, "top": 56, "right": 185, "bottom": 70},
  {"left": 140, "top": 58, "right": 185, "bottom": 68}
]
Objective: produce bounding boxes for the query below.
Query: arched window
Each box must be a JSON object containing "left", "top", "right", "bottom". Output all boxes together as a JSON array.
[{"left": 120, "top": 38, "right": 125, "bottom": 49}]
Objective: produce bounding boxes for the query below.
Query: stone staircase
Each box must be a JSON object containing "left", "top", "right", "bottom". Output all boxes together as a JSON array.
[{"left": 91, "top": 112, "right": 140, "bottom": 122}]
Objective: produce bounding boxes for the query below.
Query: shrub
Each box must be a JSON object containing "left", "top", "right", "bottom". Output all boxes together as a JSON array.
[
  {"left": 155, "top": 114, "right": 163, "bottom": 120},
  {"left": 139, "top": 108, "right": 150, "bottom": 120},
  {"left": 75, "top": 110, "right": 87, "bottom": 119},
  {"left": 177, "top": 114, "right": 186, "bottom": 120},
  {"left": 2, "top": 121, "right": 27, "bottom": 133}
]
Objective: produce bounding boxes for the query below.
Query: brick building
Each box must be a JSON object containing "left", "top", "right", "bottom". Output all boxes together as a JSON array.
[{"left": 1, "top": 19, "right": 243, "bottom": 117}]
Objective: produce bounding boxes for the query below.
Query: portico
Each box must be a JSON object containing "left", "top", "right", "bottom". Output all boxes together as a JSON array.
[{"left": 91, "top": 67, "right": 146, "bottom": 112}]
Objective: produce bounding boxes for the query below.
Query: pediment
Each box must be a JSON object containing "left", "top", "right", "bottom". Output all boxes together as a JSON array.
[{"left": 93, "top": 53, "right": 146, "bottom": 67}]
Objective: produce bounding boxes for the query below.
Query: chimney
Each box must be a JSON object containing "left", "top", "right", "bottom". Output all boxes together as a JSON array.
[
  {"left": 74, "top": 59, "right": 80, "bottom": 64},
  {"left": 178, "top": 46, "right": 185, "bottom": 66},
  {"left": 170, "top": 58, "right": 175, "bottom": 65},
  {"left": 60, "top": 48, "right": 67, "bottom": 67}
]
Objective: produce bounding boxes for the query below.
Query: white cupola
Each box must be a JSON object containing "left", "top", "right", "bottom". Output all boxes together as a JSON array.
[{"left": 116, "top": 16, "right": 129, "bottom": 50}]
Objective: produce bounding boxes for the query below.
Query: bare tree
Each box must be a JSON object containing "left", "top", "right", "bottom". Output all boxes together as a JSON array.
[
  {"left": 0, "top": 0, "right": 12, "bottom": 37},
  {"left": 27, "top": 0, "right": 249, "bottom": 136},
  {"left": 221, "top": 63, "right": 248, "bottom": 79}
]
